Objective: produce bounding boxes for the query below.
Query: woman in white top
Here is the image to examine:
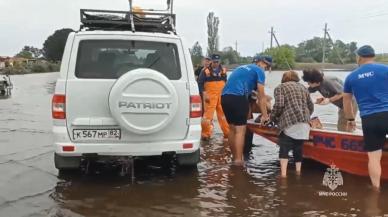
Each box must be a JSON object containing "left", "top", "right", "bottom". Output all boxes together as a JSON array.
[{"left": 270, "top": 71, "right": 314, "bottom": 178}]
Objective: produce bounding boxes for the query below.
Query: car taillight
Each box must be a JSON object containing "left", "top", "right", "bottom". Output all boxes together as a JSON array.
[
  {"left": 190, "top": 95, "right": 202, "bottom": 118},
  {"left": 183, "top": 143, "right": 193, "bottom": 149},
  {"left": 62, "top": 145, "right": 75, "bottom": 152},
  {"left": 52, "top": 94, "right": 66, "bottom": 119}
]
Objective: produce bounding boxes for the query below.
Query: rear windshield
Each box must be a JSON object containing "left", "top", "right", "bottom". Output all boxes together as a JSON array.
[{"left": 75, "top": 40, "right": 181, "bottom": 79}]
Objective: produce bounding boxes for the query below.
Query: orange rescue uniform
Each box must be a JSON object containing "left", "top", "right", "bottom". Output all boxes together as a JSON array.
[{"left": 199, "top": 66, "right": 229, "bottom": 139}]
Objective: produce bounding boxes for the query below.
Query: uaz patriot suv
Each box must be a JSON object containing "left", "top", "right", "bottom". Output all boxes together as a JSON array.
[{"left": 52, "top": 6, "right": 202, "bottom": 171}]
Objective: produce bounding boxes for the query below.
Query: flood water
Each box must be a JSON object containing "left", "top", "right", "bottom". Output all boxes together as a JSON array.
[{"left": 0, "top": 71, "right": 387, "bottom": 217}]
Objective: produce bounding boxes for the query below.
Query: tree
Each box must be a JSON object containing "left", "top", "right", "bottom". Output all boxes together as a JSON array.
[
  {"left": 327, "top": 40, "right": 358, "bottom": 64},
  {"left": 328, "top": 40, "right": 347, "bottom": 64},
  {"left": 15, "top": 50, "right": 33, "bottom": 59},
  {"left": 207, "top": 12, "right": 220, "bottom": 56},
  {"left": 43, "top": 28, "right": 74, "bottom": 61},
  {"left": 263, "top": 45, "right": 295, "bottom": 70},
  {"left": 15, "top": 46, "right": 42, "bottom": 59},
  {"left": 295, "top": 37, "right": 358, "bottom": 64},
  {"left": 295, "top": 37, "right": 330, "bottom": 63},
  {"left": 189, "top": 41, "right": 203, "bottom": 66},
  {"left": 347, "top": 42, "right": 358, "bottom": 63},
  {"left": 221, "top": 46, "right": 239, "bottom": 65}
]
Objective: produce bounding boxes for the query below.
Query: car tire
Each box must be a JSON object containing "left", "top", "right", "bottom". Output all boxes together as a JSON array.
[
  {"left": 176, "top": 149, "right": 200, "bottom": 167},
  {"left": 54, "top": 153, "right": 81, "bottom": 171}
]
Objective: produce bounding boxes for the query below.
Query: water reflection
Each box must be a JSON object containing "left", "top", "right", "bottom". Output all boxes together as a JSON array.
[
  {"left": 2, "top": 72, "right": 388, "bottom": 217},
  {"left": 52, "top": 162, "right": 201, "bottom": 217}
]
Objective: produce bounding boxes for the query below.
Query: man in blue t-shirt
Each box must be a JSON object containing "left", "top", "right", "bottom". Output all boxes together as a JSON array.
[
  {"left": 343, "top": 45, "right": 388, "bottom": 190},
  {"left": 221, "top": 55, "right": 272, "bottom": 165}
]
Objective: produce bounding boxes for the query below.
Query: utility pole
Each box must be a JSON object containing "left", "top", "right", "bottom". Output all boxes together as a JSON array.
[
  {"left": 271, "top": 31, "right": 292, "bottom": 70},
  {"left": 269, "top": 27, "right": 274, "bottom": 49},
  {"left": 235, "top": 40, "right": 238, "bottom": 53},
  {"left": 262, "top": 42, "right": 264, "bottom": 53},
  {"left": 322, "top": 23, "right": 328, "bottom": 64},
  {"left": 322, "top": 23, "right": 344, "bottom": 65}
]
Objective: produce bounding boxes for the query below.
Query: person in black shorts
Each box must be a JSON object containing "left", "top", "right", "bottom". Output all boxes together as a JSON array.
[
  {"left": 270, "top": 71, "right": 314, "bottom": 177},
  {"left": 343, "top": 45, "right": 388, "bottom": 190},
  {"left": 221, "top": 55, "right": 272, "bottom": 165}
]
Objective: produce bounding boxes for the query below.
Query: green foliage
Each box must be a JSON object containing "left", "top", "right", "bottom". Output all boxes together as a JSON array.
[
  {"left": 295, "top": 37, "right": 357, "bottom": 64},
  {"left": 327, "top": 40, "right": 358, "bottom": 64},
  {"left": 15, "top": 46, "right": 42, "bottom": 58},
  {"left": 239, "top": 56, "right": 253, "bottom": 64},
  {"left": 190, "top": 41, "right": 203, "bottom": 66},
  {"left": 4, "top": 62, "right": 27, "bottom": 74},
  {"left": 15, "top": 50, "right": 33, "bottom": 59},
  {"left": 31, "top": 62, "right": 46, "bottom": 73},
  {"left": 207, "top": 12, "right": 219, "bottom": 56},
  {"left": 295, "top": 37, "right": 329, "bottom": 63},
  {"left": 43, "top": 28, "right": 74, "bottom": 61},
  {"left": 47, "top": 62, "right": 61, "bottom": 71},
  {"left": 376, "top": 54, "right": 388, "bottom": 63},
  {"left": 263, "top": 45, "right": 295, "bottom": 70},
  {"left": 4, "top": 61, "right": 60, "bottom": 74},
  {"left": 220, "top": 47, "right": 240, "bottom": 65}
]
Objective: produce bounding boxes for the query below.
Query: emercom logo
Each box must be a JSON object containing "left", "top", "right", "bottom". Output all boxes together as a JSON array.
[
  {"left": 323, "top": 164, "right": 343, "bottom": 191},
  {"left": 318, "top": 164, "right": 348, "bottom": 197}
]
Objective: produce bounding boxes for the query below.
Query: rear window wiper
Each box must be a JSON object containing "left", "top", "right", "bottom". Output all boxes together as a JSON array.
[{"left": 147, "top": 56, "right": 160, "bottom": 68}]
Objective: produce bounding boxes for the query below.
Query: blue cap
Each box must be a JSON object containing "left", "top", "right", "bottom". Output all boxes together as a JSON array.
[
  {"left": 356, "top": 45, "right": 375, "bottom": 57},
  {"left": 211, "top": 54, "right": 221, "bottom": 61},
  {"left": 253, "top": 55, "right": 273, "bottom": 66}
]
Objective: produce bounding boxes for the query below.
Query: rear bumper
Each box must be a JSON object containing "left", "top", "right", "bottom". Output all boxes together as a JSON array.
[
  {"left": 55, "top": 140, "right": 200, "bottom": 157},
  {"left": 53, "top": 125, "right": 201, "bottom": 157}
]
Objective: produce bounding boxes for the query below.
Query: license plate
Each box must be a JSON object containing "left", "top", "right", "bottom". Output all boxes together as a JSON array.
[{"left": 73, "top": 129, "right": 121, "bottom": 141}]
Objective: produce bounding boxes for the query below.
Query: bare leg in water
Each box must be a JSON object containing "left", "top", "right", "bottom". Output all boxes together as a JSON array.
[
  {"left": 280, "top": 159, "right": 288, "bottom": 178},
  {"left": 295, "top": 162, "right": 301, "bottom": 175},
  {"left": 229, "top": 125, "right": 246, "bottom": 165},
  {"left": 228, "top": 125, "right": 236, "bottom": 157},
  {"left": 368, "top": 150, "right": 382, "bottom": 190}
]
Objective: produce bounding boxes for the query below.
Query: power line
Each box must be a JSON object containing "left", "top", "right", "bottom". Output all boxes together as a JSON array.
[
  {"left": 269, "top": 27, "right": 292, "bottom": 70},
  {"left": 322, "top": 23, "right": 344, "bottom": 65}
]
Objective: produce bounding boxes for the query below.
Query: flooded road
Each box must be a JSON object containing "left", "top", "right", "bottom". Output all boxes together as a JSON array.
[{"left": 0, "top": 72, "right": 387, "bottom": 217}]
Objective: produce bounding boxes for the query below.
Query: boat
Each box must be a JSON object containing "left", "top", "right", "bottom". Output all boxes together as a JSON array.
[{"left": 247, "top": 120, "right": 388, "bottom": 179}]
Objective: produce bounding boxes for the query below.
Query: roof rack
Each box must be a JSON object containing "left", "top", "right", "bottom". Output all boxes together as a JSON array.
[{"left": 80, "top": 0, "right": 176, "bottom": 34}]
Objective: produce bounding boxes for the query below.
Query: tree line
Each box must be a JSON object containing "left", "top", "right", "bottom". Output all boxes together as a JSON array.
[
  {"left": 190, "top": 12, "right": 361, "bottom": 69},
  {"left": 5, "top": 28, "right": 74, "bottom": 74},
  {"left": 13, "top": 13, "right": 381, "bottom": 72},
  {"left": 15, "top": 28, "right": 74, "bottom": 61}
]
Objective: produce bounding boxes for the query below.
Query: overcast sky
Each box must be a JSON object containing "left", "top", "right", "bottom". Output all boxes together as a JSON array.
[{"left": 1, "top": 0, "right": 388, "bottom": 57}]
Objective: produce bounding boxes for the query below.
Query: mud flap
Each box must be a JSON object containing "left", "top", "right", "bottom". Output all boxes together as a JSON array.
[
  {"left": 176, "top": 149, "right": 200, "bottom": 167},
  {"left": 54, "top": 153, "right": 81, "bottom": 170}
]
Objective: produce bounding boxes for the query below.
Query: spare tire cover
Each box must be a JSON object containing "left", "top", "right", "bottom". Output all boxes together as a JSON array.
[{"left": 109, "top": 68, "right": 179, "bottom": 134}]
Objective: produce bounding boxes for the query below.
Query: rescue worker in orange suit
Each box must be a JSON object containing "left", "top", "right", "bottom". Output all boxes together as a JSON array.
[{"left": 198, "top": 54, "right": 230, "bottom": 141}]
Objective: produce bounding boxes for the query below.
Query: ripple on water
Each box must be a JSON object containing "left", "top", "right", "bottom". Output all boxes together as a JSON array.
[{"left": 1, "top": 72, "right": 388, "bottom": 217}]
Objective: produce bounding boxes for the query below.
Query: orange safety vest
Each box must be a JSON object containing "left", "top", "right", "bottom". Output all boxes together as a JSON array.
[{"left": 203, "top": 66, "right": 227, "bottom": 81}]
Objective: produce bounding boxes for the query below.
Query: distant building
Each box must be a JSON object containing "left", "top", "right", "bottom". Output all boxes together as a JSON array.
[
  {"left": 0, "top": 56, "right": 10, "bottom": 69},
  {"left": 0, "top": 56, "right": 36, "bottom": 69}
]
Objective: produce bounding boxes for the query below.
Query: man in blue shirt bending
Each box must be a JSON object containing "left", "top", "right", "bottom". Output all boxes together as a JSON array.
[
  {"left": 343, "top": 45, "right": 388, "bottom": 190},
  {"left": 221, "top": 55, "right": 272, "bottom": 165}
]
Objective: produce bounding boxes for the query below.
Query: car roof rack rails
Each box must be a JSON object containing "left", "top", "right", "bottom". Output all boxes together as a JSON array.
[{"left": 80, "top": 0, "right": 176, "bottom": 34}]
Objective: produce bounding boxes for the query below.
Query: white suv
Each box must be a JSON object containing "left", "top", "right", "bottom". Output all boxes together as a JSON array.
[{"left": 52, "top": 7, "right": 202, "bottom": 171}]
